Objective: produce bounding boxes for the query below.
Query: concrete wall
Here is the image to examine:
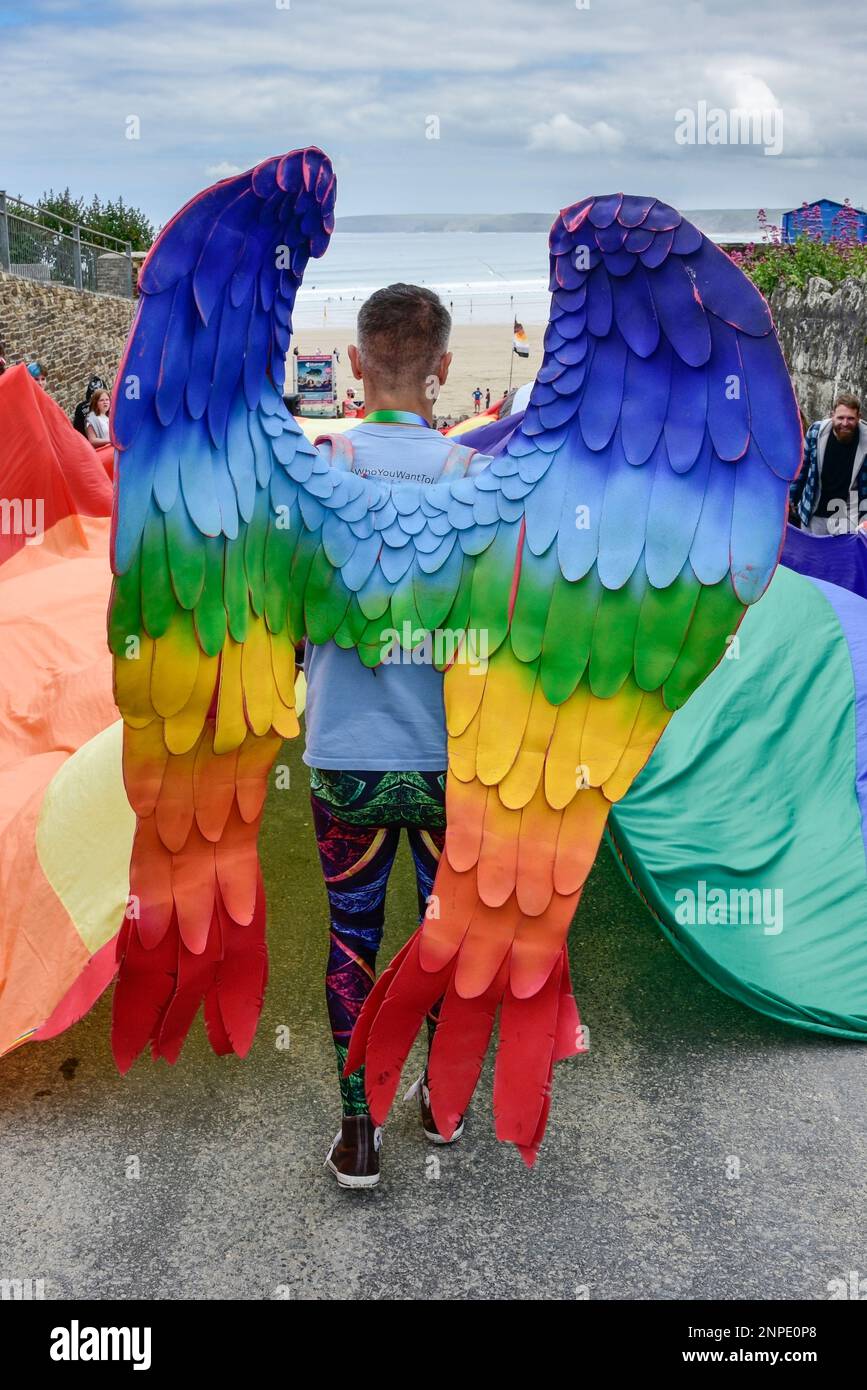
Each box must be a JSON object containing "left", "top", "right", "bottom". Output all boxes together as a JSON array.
[
  {"left": 0, "top": 270, "right": 135, "bottom": 415},
  {"left": 771, "top": 274, "right": 867, "bottom": 423}
]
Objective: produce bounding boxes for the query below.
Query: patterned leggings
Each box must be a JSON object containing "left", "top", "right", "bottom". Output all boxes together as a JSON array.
[{"left": 310, "top": 768, "right": 447, "bottom": 1115}]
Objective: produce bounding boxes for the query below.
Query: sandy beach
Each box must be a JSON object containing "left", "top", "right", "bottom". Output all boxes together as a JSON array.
[{"left": 289, "top": 320, "right": 546, "bottom": 423}]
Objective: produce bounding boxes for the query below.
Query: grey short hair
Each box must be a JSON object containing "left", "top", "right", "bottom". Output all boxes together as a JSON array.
[{"left": 356, "top": 283, "right": 451, "bottom": 388}]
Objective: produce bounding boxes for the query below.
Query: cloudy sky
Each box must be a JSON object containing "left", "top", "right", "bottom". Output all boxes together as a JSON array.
[{"left": 1, "top": 0, "right": 865, "bottom": 227}]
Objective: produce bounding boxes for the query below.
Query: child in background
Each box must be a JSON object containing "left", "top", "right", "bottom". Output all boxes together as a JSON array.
[{"left": 85, "top": 389, "right": 111, "bottom": 444}]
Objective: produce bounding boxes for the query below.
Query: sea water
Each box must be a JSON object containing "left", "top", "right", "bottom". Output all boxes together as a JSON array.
[
  {"left": 293, "top": 231, "right": 551, "bottom": 329},
  {"left": 292, "top": 211, "right": 784, "bottom": 330}
]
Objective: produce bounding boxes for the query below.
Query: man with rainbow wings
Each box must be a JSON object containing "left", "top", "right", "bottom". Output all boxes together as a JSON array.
[{"left": 105, "top": 147, "right": 803, "bottom": 1178}]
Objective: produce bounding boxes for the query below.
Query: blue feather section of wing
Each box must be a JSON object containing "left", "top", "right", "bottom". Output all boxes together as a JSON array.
[
  {"left": 111, "top": 169, "right": 801, "bottom": 679},
  {"left": 111, "top": 147, "right": 337, "bottom": 585},
  {"left": 493, "top": 193, "right": 801, "bottom": 610}
]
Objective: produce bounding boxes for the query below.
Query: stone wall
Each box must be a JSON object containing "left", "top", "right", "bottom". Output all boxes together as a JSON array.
[
  {"left": 771, "top": 275, "right": 867, "bottom": 423},
  {"left": 2, "top": 262, "right": 865, "bottom": 429},
  {"left": 0, "top": 270, "right": 134, "bottom": 416}
]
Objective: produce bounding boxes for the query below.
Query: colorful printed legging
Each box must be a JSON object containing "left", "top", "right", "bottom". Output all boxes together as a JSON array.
[{"left": 310, "top": 768, "right": 447, "bottom": 1116}]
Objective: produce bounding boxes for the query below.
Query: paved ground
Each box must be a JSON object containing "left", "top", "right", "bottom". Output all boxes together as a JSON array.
[{"left": 1, "top": 740, "right": 864, "bottom": 1301}]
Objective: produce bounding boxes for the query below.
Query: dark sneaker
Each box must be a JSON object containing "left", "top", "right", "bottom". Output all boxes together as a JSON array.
[
  {"left": 324, "top": 1115, "right": 382, "bottom": 1189},
  {"left": 405, "top": 1071, "right": 465, "bottom": 1145}
]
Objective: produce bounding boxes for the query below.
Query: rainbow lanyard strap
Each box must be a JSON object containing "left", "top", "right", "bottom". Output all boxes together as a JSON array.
[{"left": 363, "top": 409, "right": 432, "bottom": 428}]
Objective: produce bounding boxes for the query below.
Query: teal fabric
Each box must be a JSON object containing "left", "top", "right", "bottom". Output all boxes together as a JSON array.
[{"left": 608, "top": 565, "right": 867, "bottom": 1038}]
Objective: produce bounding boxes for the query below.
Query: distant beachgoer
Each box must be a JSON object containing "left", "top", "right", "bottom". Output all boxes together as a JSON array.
[
  {"left": 85, "top": 389, "right": 111, "bottom": 444},
  {"left": 485, "top": 387, "right": 490, "bottom": 410},
  {"left": 472, "top": 386, "right": 482, "bottom": 414},
  {"left": 342, "top": 387, "right": 358, "bottom": 417},
  {"left": 790, "top": 392, "right": 867, "bottom": 535}
]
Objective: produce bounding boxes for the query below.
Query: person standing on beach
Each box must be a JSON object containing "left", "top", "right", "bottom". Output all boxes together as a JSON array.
[
  {"left": 472, "top": 385, "right": 482, "bottom": 414},
  {"left": 790, "top": 392, "right": 867, "bottom": 534},
  {"left": 304, "top": 283, "right": 488, "bottom": 1189}
]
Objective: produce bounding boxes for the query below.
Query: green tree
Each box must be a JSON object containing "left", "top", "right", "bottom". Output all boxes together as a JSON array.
[
  {"left": 34, "top": 187, "right": 155, "bottom": 251},
  {"left": 32, "top": 187, "right": 87, "bottom": 234},
  {"left": 81, "top": 194, "right": 155, "bottom": 251}
]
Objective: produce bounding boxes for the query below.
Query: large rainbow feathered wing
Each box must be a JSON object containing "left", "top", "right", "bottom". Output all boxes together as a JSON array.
[
  {"left": 109, "top": 149, "right": 334, "bottom": 1067},
  {"left": 109, "top": 156, "right": 802, "bottom": 1160}
]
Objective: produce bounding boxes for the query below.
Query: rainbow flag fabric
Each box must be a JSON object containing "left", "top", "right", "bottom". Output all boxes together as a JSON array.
[
  {"left": 512, "top": 319, "right": 529, "bottom": 357},
  {"left": 0, "top": 365, "right": 130, "bottom": 1056}
]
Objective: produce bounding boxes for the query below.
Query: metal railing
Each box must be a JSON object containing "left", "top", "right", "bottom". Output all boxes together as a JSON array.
[{"left": 0, "top": 192, "right": 133, "bottom": 298}]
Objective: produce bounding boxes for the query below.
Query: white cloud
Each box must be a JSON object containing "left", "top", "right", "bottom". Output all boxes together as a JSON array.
[
  {"left": 204, "top": 161, "right": 243, "bottom": 178},
  {"left": 708, "top": 67, "right": 816, "bottom": 157},
  {"left": 717, "top": 71, "right": 780, "bottom": 114},
  {"left": 0, "top": 0, "right": 865, "bottom": 219},
  {"left": 529, "top": 114, "right": 624, "bottom": 154}
]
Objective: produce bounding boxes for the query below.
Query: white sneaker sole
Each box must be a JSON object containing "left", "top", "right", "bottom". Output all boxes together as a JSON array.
[
  {"left": 325, "top": 1157, "right": 381, "bottom": 1189},
  {"left": 406, "top": 1073, "right": 466, "bottom": 1145},
  {"left": 423, "top": 1120, "right": 465, "bottom": 1145}
]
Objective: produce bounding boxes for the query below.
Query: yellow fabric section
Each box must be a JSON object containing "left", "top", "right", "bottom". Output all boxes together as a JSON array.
[
  {"left": 295, "top": 416, "right": 360, "bottom": 441},
  {"left": 35, "top": 721, "right": 135, "bottom": 954},
  {"left": 295, "top": 672, "right": 307, "bottom": 717},
  {"left": 444, "top": 411, "right": 497, "bottom": 437}
]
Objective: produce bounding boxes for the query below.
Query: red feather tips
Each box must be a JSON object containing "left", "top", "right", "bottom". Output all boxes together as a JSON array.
[
  {"left": 111, "top": 917, "right": 179, "bottom": 1074},
  {"left": 343, "top": 933, "right": 417, "bottom": 1077},
  {"left": 428, "top": 954, "right": 509, "bottom": 1141},
  {"left": 359, "top": 932, "right": 452, "bottom": 1126},
  {"left": 352, "top": 932, "right": 586, "bottom": 1163},
  {"left": 508, "top": 951, "right": 587, "bottom": 1169},
  {"left": 110, "top": 871, "right": 268, "bottom": 1073},
  {"left": 493, "top": 954, "right": 563, "bottom": 1147}
]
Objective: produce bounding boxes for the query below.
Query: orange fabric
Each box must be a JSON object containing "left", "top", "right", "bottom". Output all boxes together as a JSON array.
[
  {"left": 0, "top": 513, "right": 117, "bottom": 1053},
  {"left": 0, "top": 368, "right": 118, "bottom": 1054}
]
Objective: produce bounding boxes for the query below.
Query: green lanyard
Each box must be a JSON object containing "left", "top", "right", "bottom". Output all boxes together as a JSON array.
[{"left": 363, "top": 409, "right": 432, "bottom": 428}]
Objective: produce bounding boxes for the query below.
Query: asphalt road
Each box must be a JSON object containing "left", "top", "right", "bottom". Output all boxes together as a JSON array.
[{"left": 1, "top": 740, "right": 864, "bottom": 1301}]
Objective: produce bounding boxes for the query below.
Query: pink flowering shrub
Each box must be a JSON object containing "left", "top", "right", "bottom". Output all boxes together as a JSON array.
[{"left": 728, "top": 200, "right": 867, "bottom": 293}]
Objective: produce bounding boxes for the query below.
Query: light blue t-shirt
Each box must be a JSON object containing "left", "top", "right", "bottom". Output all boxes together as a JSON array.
[{"left": 303, "top": 423, "right": 464, "bottom": 771}]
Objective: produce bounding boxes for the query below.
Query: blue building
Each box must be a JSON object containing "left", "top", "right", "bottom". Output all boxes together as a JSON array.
[{"left": 781, "top": 198, "right": 867, "bottom": 244}]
